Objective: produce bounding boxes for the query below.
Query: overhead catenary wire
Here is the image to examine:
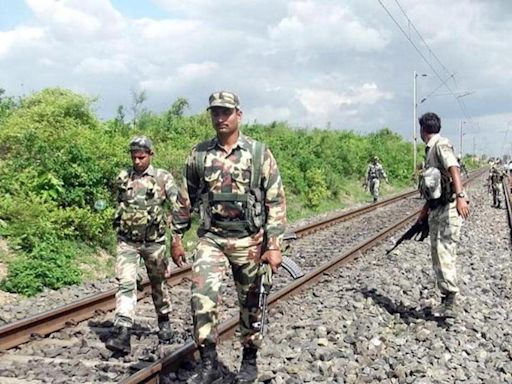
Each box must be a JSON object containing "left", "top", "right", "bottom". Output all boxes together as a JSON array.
[
  {"left": 392, "top": 0, "right": 453, "bottom": 79},
  {"left": 378, "top": 0, "right": 474, "bottom": 125}
]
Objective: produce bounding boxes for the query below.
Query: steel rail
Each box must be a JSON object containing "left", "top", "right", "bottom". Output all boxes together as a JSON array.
[
  {"left": 0, "top": 188, "right": 417, "bottom": 350},
  {"left": 503, "top": 175, "right": 512, "bottom": 243},
  {"left": 0, "top": 170, "right": 485, "bottom": 351},
  {"left": 0, "top": 266, "right": 191, "bottom": 350},
  {"left": 121, "top": 171, "right": 485, "bottom": 384}
]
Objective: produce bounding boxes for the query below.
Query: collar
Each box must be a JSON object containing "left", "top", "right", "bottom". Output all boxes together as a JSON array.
[
  {"left": 130, "top": 164, "right": 156, "bottom": 177},
  {"left": 425, "top": 133, "right": 441, "bottom": 149},
  {"left": 212, "top": 133, "right": 251, "bottom": 152}
]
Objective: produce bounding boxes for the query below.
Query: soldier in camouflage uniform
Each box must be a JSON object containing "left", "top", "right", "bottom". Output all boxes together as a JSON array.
[
  {"left": 366, "top": 156, "right": 388, "bottom": 202},
  {"left": 487, "top": 159, "right": 506, "bottom": 208},
  {"left": 457, "top": 154, "right": 468, "bottom": 178},
  {"left": 106, "top": 136, "right": 178, "bottom": 355},
  {"left": 171, "top": 91, "right": 286, "bottom": 384},
  {"left": 417, "top": 113, "right": 470, "bottom": 318}
]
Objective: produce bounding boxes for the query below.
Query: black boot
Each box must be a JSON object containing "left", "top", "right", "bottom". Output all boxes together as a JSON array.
[
  {"left": 188, "top": 344, "right": 222, "bottom": 384},
  {"left": 106, "top": 326, "right": 131, "bottom": 354},
  {"left": 236, "top": 347, "right": 258, "bottom": 384},
  {"left": 443, "top": 292, "right": 457, "bottom": 318},
  {"left": 433, "top": 292, "right": 458, "bottom": 318},
  {"left": 157, "top": 315, "right": 173, "bottom": 342}
]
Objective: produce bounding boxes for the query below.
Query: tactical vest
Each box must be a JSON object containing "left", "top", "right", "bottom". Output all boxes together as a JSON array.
[
  {"left": 192, "top": 140, "right": 266, "bottom": 237},
  {"left": 115, "top": 171, "right": 167, "bottom": 242},
  {"left": 490, "top": 166, "right": 503, "bottom": 181},
  {"left": 368, "top": 164, "right": 379, "bottom": 179}
]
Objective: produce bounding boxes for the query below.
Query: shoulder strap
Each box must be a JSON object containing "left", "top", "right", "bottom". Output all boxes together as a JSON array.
[
  {"left": 192, "top": 139, "right": 266, "bottom": 190},
  {"left": 250, "top": 141, "right": 266, "bottom": 189},
  {"left": 193, "top": 140, "right": 211, "bottom": 180}
]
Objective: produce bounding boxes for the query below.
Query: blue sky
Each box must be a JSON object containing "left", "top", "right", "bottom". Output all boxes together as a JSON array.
[
  {"left": 0, "top": 1, "right": 30, "bottom": 29},
  {"left": 1, "top": 0, "right": 512, "bottom": 157}
]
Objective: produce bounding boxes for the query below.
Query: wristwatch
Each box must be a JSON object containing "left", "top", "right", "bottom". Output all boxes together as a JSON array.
[{"left": 456, "top": 191, "right": 466, "bottom": 199}]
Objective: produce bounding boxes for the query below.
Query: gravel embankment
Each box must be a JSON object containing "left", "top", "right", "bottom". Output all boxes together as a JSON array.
[
  {"left": 4, "top": 176, "right": 511, "bottom": 384},
  {"left": 0, "top": 190, "right": 398, "bottom": 326},
  {"left": 198, "top": 180, "right": 512, "bottom": 384}
]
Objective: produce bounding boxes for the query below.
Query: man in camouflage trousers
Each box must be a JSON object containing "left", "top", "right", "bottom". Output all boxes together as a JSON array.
[
  {"left": 366, "top": 156, "right": 388, "bottom": 202},
  {"left": 488, "top": 159, "right": 506, "bottom": 208},
  {"left": 417, "top": 113, "right": 470, "bottom": 319},
  {"left": 171, "top": 91, "right": 286, "bottom": 384},
  {"left": 106, "top": 136, "right": 178, "bottom": 355}
]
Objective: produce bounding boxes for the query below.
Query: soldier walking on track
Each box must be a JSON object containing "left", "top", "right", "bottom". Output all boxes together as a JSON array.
[
  {"left": 171, "top": 91, "right": 287, "bottom": 384},
  {"left": 106, "top": 136, "right": 178, "bottom": 355},
  {"left": 416, "top": 113, "right": 470, "bottom": 319},
  {"left": 366, "top": 156, "right": 388, "bottom": 202},
  {"left": 488, "top": 159, "right": 506, "bottom": 208},
  {"left": 457, "top": 154, "right": 468, "bottom": 178}
]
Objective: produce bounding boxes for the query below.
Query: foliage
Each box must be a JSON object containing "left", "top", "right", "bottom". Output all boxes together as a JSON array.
[{"left": 0, "top": 87, "right": 422, "bottom": 296}]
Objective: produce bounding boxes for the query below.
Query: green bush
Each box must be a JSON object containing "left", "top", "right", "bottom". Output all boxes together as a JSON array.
[
  {"left": 0, "top": 86, "right": 434, "bottom": 296},
  {"left": 0, "top": 240, "right": 82, "bottom": 296}
]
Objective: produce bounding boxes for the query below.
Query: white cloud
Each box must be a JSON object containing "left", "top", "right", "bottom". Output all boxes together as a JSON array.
[
  {"left": 1, "top": 0, "right": 512, "bottom": 154},
  {"left": 176, "top": 62, "right": 218, "bottom": 79},
  {"left": 26, "top": 0, "right": 125, "bottom": 38},
  {"left": 73, "top": 57, "right": 129, "bottom": 75},
  {"left": 296, "top": 83, "right": 393, "bottom": 118},
  {"left": 140, "top": 61, "right": 218, "bottom": 93},
  {"left": 136, "top": 18, "right": 202, "bottom": 40},
  {"left": 269, "top": 1, "right": 388, "bottom": 52},
  {"left": 245, "top": 105, "right": 291, "bottom": 124},
  {"left": 0, "top": 26, "right": 45, "bottom": 57}
]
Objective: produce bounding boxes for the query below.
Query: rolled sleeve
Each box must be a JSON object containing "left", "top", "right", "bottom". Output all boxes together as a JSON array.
[
  {"left": 171, "top": 153, "right": 198, "bottom": 237},
  {"left": 262, "top": 148, "right": 287, "bottom": 250}
]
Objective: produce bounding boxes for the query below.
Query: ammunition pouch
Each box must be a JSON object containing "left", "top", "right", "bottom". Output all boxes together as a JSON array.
[
  {"left": 117, "top": 202, "right": 166, "bottom": 243},
  {"left": 200, "top": 189, "right": 265, "bottom": 237}
]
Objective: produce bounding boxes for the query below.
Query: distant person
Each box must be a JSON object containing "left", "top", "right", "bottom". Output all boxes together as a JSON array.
[
  {"left": 417, "top": 112, "right": 470, "bottom": 318},
  {"left": 171, "top": 91, "right": 286, "bottom": 384},
  {"left": 366, "top": 156, "right": 388, "bottom": 202},
  {"left": 457, "top": 154, "right": 468, "bottom": 178},
  {"left": 488, "top": 159, "right": 506, "bottom": 208},
  {"left": 106, "top": 136, "right": 178, "bottom": 355}
]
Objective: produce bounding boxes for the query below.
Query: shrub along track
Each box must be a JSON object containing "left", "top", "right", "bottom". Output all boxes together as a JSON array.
[{"left": 0, "top": 171, "right": 485, "bottom": 383}]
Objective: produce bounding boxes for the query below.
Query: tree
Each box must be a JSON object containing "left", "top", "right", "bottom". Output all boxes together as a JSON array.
[{"left": 130, "top": 89, "right": 147, "bottom": 128}]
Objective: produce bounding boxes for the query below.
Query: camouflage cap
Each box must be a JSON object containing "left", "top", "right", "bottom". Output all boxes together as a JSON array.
[
  {"left": 129, "top": 136, "right": 153, "bottom": 152},
  {"left": 207, "top": 91, "right": 240, "bottom": 110}
]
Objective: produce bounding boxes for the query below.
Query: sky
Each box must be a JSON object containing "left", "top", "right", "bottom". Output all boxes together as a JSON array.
[{"left": 1, "top": 0, "right": 511, "bottom": 157}]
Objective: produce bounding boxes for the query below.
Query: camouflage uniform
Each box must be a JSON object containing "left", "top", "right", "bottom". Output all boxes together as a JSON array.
[
  {"left": 488, "top": 163, "right": 506, "bottom": 208},
  {"left": 113, "top": 164, "right": 178, "bottom": 327},
  {"left": 366, "top": 160, "right": 387, "bottom": 202},
  {"left": 423, "top": 134, "right": 462, "bottom": 295},
  {"left": 172, "top": 134, "right": 286, "bottom": 349},
  {"left": 457, "top": 158, "right": 468, "bottom": 178}
]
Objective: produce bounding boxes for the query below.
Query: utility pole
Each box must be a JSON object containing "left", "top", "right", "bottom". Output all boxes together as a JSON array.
[
  {"left": 413, "top": 71, "right": 417, "bottom": 174},
  {"left": 413, "top": 71, "right": 427, "bottom": 173},
  {"left": 459, "top": 120, "right": 464, "bottom": 157}
]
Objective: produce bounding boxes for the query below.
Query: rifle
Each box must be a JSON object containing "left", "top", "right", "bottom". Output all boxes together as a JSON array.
[
  {"left": 362, "top": 181, "right": 369, "bottom": 192},
  {"left": 385, "top": 220, "right": 429, "bottom": 255},
  {"left": 252, "top": 255, "right": 304, "bottom": 335}
]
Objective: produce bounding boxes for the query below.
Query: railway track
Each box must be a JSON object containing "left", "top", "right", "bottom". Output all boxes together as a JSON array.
[
  {"left": 0, "top": 170, "right": 487, "bottom": 383},
  {"left": 503, "top": 174, "right": 512, "bottom": 242},
  {"left": 124, "top": 170, "right": 487, "bottom": 384},
  {"left": 0, "top": 187, "right": 423, "bottom": 351}
]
